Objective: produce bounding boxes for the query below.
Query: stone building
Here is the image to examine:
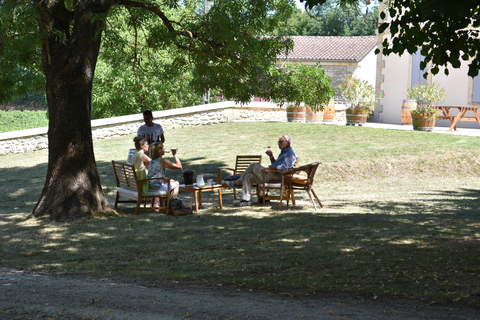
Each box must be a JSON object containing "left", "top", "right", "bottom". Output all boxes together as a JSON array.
[{"left": 276, "top": 36, "right": 378, "bottom": 102}]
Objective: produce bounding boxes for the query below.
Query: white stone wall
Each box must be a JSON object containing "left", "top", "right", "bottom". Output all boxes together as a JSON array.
[{"left": 0, "top": 101, "right": 345, "bottom": 155}]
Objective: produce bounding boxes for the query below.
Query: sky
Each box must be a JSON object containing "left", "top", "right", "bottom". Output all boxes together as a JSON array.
[{"left": 295, "top": 0, "right": 305, "bottom": 10}]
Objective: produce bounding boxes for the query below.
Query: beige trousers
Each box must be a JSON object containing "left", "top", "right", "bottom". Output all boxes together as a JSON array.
[{"left": 239, "top": 163, "right": 278, "bottom": 201}]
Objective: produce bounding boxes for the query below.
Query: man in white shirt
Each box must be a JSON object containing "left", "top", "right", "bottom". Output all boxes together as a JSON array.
[{"left": 137, "top": 110, "right": 165, "bottom": 143}]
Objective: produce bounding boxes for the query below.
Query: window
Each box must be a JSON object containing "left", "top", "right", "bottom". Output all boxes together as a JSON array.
[
  {"left": 473, "top": 74, "right": 480, "bottom": 103},
  {"left": 411, "top": 50, "right": 427, "bottom": 87}
]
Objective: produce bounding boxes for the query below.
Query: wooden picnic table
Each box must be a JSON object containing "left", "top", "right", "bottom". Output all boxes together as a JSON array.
[{"left": 436, "top": 106, "right": 480, "bottom": 131}]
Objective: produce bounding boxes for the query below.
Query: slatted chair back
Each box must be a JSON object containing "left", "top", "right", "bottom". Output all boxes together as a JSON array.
[
  {"left": 112, "top": 160, "right": 138, "bottom": 192},
  {"left": 234, "top": 155, "right": 263, "bottom": 175},
  {"left": 217, "top": 155, "right": 262, "bottom": 199}
]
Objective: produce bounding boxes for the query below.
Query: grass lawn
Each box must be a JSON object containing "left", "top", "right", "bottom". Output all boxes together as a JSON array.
[{"left": 1, "top": 122, "right": 480, "bottom": 307}]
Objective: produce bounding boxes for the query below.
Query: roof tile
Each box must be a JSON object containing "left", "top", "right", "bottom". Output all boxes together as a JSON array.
[{"left": 279, "top": 36, "right": 377, "bottom": 62}]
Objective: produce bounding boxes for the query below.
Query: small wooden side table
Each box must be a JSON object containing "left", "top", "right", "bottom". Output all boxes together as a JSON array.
[{"left": 178, "top": 183, "right": 223, "bottom": 212}]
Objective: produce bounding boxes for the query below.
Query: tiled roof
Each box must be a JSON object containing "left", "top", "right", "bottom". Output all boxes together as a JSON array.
[{"left": 278, "top": 36, "right": 377, "bottom": 62}]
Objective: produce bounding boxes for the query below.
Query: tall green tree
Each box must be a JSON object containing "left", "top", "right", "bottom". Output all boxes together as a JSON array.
[{"left": 1, "top": 0, "right": 296, "bottom": 220}]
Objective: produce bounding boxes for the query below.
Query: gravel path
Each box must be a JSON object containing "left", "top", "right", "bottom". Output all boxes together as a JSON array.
[{"left": 1, "top": 268, "right": 479, "bottom": 319}]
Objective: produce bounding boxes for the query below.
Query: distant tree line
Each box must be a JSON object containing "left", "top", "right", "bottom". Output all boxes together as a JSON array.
[{"left": 276, "top": 0, "right": 379, "bottom": 36}]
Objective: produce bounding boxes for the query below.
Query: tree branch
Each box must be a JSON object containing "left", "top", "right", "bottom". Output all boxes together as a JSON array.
[{"left": 115, "top": 0, "right": 202, "bottom": 53}]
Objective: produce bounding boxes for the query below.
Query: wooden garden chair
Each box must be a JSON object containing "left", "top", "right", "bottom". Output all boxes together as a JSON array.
[
  {"left": 279, "top": 161, "right": 323, "bottom": 210},
  {"left": 112, "top": 160, "right": 171, "bottom": 215},
  {"left": 217, "top": 155, "right": 262, "bottom": 199},
  {"left": 256, "top": 157, "right": 300, "bottom": 205}
]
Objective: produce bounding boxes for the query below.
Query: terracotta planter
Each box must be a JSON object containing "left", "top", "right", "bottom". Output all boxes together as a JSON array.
[
  {"left": 305, "top": 106, "right": 323, "bottom": 123},
  {"left": 346, "top": 108, "right": 368, "bottom": 126},
  {"left": 411, "top": 113, "right": 436, "bottom": 132},
  {"left": 401, "top": 99, "right": 417, "bottom": 125},
  {"left": 286, "top": 106, "right": 306, "bottom": 123}
]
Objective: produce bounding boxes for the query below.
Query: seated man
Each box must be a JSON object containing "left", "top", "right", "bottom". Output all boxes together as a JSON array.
[{"left": 228, "top": 135, "right": 297, "bottom": 206}]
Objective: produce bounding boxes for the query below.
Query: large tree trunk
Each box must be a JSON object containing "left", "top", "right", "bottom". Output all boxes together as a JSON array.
[{"left": 32, "top": 1, "right": 113, "bottom": 220}]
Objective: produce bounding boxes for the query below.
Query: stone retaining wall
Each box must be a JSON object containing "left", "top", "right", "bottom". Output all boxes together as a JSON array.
[{"left": 0, "top": 101, "right": 346, "bottom": 155}]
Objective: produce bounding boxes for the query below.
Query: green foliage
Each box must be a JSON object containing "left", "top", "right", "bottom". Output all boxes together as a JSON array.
[
  {"left": 0, "top": 1, "right": 44, "bottom": 103},
  {"left": 91, "top": 6, "right": 205, "bottom": 118},
  {"left": 407, "top": 83, "right": 446, "bottom": 120},
  {"left": 406, "top": 83, "right": 447, "bottom": 106},
  {"left": 0, "top": 110, "right": 48, "bottom": 133},
  {"left": 378, "top": 0, "right": 480, "bottom": 77},
  {"left": 264, "top": 62, "right": 335, "bottom": 111},
  {"left": 338, "top": 75, "right": 383, "bottom": 112},
  {"left": 2, "top": 1, "right": 296, "bottom": 117},
  {"left": 290, "top": 62, "right": 335, "bottom": 110},
  {"left": 278, "top": 0, "right": 378, "bottom": 36}
]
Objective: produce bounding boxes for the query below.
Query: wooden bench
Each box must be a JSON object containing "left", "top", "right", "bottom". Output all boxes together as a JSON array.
[{"left": 112, "top": 161, "right": 171, "bottom": 215}]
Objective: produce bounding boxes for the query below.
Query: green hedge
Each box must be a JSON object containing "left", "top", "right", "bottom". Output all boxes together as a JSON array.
[{"left": 0, "top": 110, "right": 48, "bottom": 133}]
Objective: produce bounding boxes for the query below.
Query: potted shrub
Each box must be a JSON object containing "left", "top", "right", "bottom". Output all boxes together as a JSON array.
[
  {"left": 291, "top": 63, "right": 335, "bottom": 123},
  {"left": 339, "top": 75, "right": 383, "bottom": 126},
  {"left": 407, "top": 83, "right": 446, "bottom": 132},
  {"left": 266, "top": 63, "right": 335, "bottom": 123}
]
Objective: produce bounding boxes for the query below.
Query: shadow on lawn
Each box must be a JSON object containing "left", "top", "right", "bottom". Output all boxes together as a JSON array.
[
  {"left": 1, "top": 164, "right": 480, "bottom": 306},
  {"left": 0, "top": 157, "right": 232, "bottom": 216},
  {"left": 350, "top": 187, "right": 480, "bottom": 217}
]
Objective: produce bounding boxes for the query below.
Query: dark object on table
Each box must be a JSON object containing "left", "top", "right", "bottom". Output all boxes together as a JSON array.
[{"left": 183, "top": 170, "right": 194, "bottom": 185}]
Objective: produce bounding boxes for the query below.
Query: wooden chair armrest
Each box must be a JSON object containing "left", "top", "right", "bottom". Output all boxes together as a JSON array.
[
  {"left": 280, "top": 168, "right": 302, "bottom": 177},
  {"left": 282, "top": 161, "right": 322, "bottom": 176},
  {"left": 139, "top": 177, "right": 171, "bottom": 183},
  {"left": 217, "top": 168, "right": 235, "bottom": 184},
  {"left": 262, "top": 167, "right": 283, "bottom": 183}
]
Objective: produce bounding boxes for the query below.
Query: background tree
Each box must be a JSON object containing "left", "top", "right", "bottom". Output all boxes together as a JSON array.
[
  {"left": 277, "top": 0, "right": 378, "bottom": 36},
  {"left": 0, "top": 1, "right": 44, "bottom": 103},
  {"left": 1, "top": 0, "right": 296, "bottom": 220}
]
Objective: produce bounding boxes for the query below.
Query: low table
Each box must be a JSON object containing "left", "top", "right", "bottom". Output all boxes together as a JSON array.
[{"left": 178, "top": 183, "right": 223, "bottom": 212}]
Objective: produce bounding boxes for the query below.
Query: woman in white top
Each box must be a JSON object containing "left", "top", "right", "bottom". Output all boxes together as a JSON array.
[{"left": 131, "top": 137, "right": 151, "bottom": 171}]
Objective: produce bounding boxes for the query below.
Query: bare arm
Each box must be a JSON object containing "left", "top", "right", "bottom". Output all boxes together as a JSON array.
[
  {"left": 161, "top": 153, "right": 182, "bottom": 170},
  {"left": 141, "top": 154, "right": 151, "bottom": 169}
]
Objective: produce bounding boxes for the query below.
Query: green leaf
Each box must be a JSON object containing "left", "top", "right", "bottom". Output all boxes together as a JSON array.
[{"left": 65, "top": 0, "right": 74, "bottom": 12}]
